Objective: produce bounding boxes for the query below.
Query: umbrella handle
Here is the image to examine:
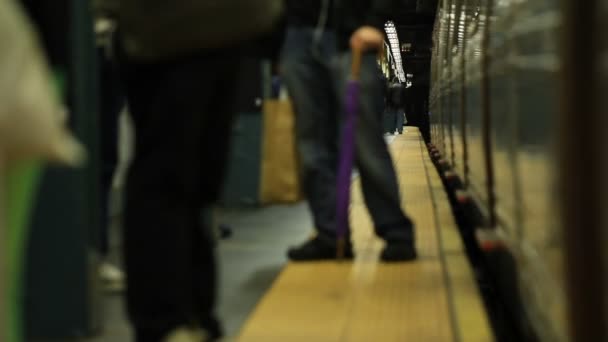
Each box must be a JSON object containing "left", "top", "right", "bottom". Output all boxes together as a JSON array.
[
  {"left": 337, "top": 237, "right": 346, "bottom": 260},
  {"left": 351, "top": 47, "right": 362, "bottom": 80}
]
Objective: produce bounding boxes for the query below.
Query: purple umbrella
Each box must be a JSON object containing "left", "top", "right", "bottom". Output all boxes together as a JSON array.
[{"left": 336, "top": 48, "right": 362, "bottom": 259}]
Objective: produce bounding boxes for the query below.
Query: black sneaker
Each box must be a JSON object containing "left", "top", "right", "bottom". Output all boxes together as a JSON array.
[
  {"left": 287, "top": 236, "right": 354, "bottom": 261},
  {"left": 380, "top": 241, "right": 417, "bottom": 262}
]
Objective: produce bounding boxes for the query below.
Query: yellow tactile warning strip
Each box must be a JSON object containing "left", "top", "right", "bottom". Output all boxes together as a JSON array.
[
  {"left": 419, "top": 131, "right": 494, "bottom": 342},
  {"left": 237, "top": 128, "right": 493, "bottom": 341}
]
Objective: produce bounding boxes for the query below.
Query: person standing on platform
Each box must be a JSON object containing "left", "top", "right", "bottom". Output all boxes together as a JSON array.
[
  {"left": 281, "top": 0, "right": 417, "bottom": 262},
  {"left": 390, "top": 81, "right": 406, "bottom": 134},
  {"left": 385, "top": 80, "right": 406, "bottom": 134},
  {"left": 93, "top": 1, "right": 283, "bottom": 341}
]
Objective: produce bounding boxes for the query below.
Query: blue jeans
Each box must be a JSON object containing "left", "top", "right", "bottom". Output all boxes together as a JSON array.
[
  {"left": 384, "top": 107, "right": 406, "bottom": 133},
  {"left": 281, "top": 28, "right": 414, "bottom": 242}
]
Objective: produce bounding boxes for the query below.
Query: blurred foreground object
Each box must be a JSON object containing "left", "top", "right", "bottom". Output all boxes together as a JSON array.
[
  {"left": 0, "top": 1, "right": 85, "bottom": 341},
  {"left": 114, "top": 0, "right": 284, "bottom": 340},
  {"left": 0, "top": 0, "right": 84, "bottom": 165}
]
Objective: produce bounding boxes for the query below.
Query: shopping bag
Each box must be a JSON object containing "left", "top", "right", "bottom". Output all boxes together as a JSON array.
[{"left": 260, "top": 100, "right": 302, "bottom": 204}]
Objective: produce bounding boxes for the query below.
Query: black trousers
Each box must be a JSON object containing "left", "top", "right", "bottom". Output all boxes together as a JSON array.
[{"left": 120, "top": 50, "right": 238, "bottom": 341}]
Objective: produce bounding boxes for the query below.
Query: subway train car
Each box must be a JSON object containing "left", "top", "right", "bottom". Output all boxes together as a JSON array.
[{"left": 428, "top": 0, "right": 607, "bottom": 341}]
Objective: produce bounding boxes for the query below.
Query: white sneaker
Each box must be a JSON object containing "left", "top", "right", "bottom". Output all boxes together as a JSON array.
[
  {"left": 99, "top": 262, "right": 125, "bottom": 292},
  {"left": 164, "top": 327, "right": 209, "bottom": 342}
]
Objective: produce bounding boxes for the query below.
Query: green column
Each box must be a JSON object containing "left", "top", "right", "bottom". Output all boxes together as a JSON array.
[
  {"left": 5, "top": 71, "right": 65, "bottom": 342},
  {"left": 6, "top": 162, "right": 42, "bottom": 342}
]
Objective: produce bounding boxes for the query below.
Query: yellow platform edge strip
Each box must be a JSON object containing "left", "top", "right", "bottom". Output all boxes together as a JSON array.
[
  {"left": 236, "top": 127, "right": 492, "bottom": 341},
  {"left": 419, "top": 132, "right": 494, "bottom": 342}
]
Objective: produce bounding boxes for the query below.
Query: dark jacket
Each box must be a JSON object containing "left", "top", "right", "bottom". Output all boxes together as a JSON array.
[
  {"left": 387, "top": 82, "right": 405, "bottom": 108},
  {"left": 286, "top": 0, "right": 399, "bottom": 50}
]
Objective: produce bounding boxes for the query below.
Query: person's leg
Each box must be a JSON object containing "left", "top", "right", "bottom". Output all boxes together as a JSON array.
[
  {"left": 335, "top": 52, "right": 416, "bottom": 261},
  {"left": 191, "top": 53, "right": 240, "bottom": 338},
  {"left": 281, "top": 28, "right": 352, "bottom": 260},
  {"left": 121, "top": 50, "right": 237, "bottom": 341},
  {"left": 397, "top": 109, "right": 405, "bottom": 134},
  {"left": 392, "top": 107, "right": 399, "bottom": 134},
  {"left": 383, "top": 106, "right": 394, "bottom": 134},
  {"left": 122, "top": 59, "right": 191, "bottom": 341},
  {"left": 390, "top": 108, "right": 398, "bottom": 134}
]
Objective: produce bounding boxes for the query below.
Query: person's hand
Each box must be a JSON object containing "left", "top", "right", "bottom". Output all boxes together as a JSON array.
[{"left": 350, "top": 26, "right": 384, "bottom": 52}]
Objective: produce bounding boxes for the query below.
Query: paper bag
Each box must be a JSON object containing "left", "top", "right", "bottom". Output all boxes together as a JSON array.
[{"left": 260, "top": 100, "right": 302, "bottom": 204}]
